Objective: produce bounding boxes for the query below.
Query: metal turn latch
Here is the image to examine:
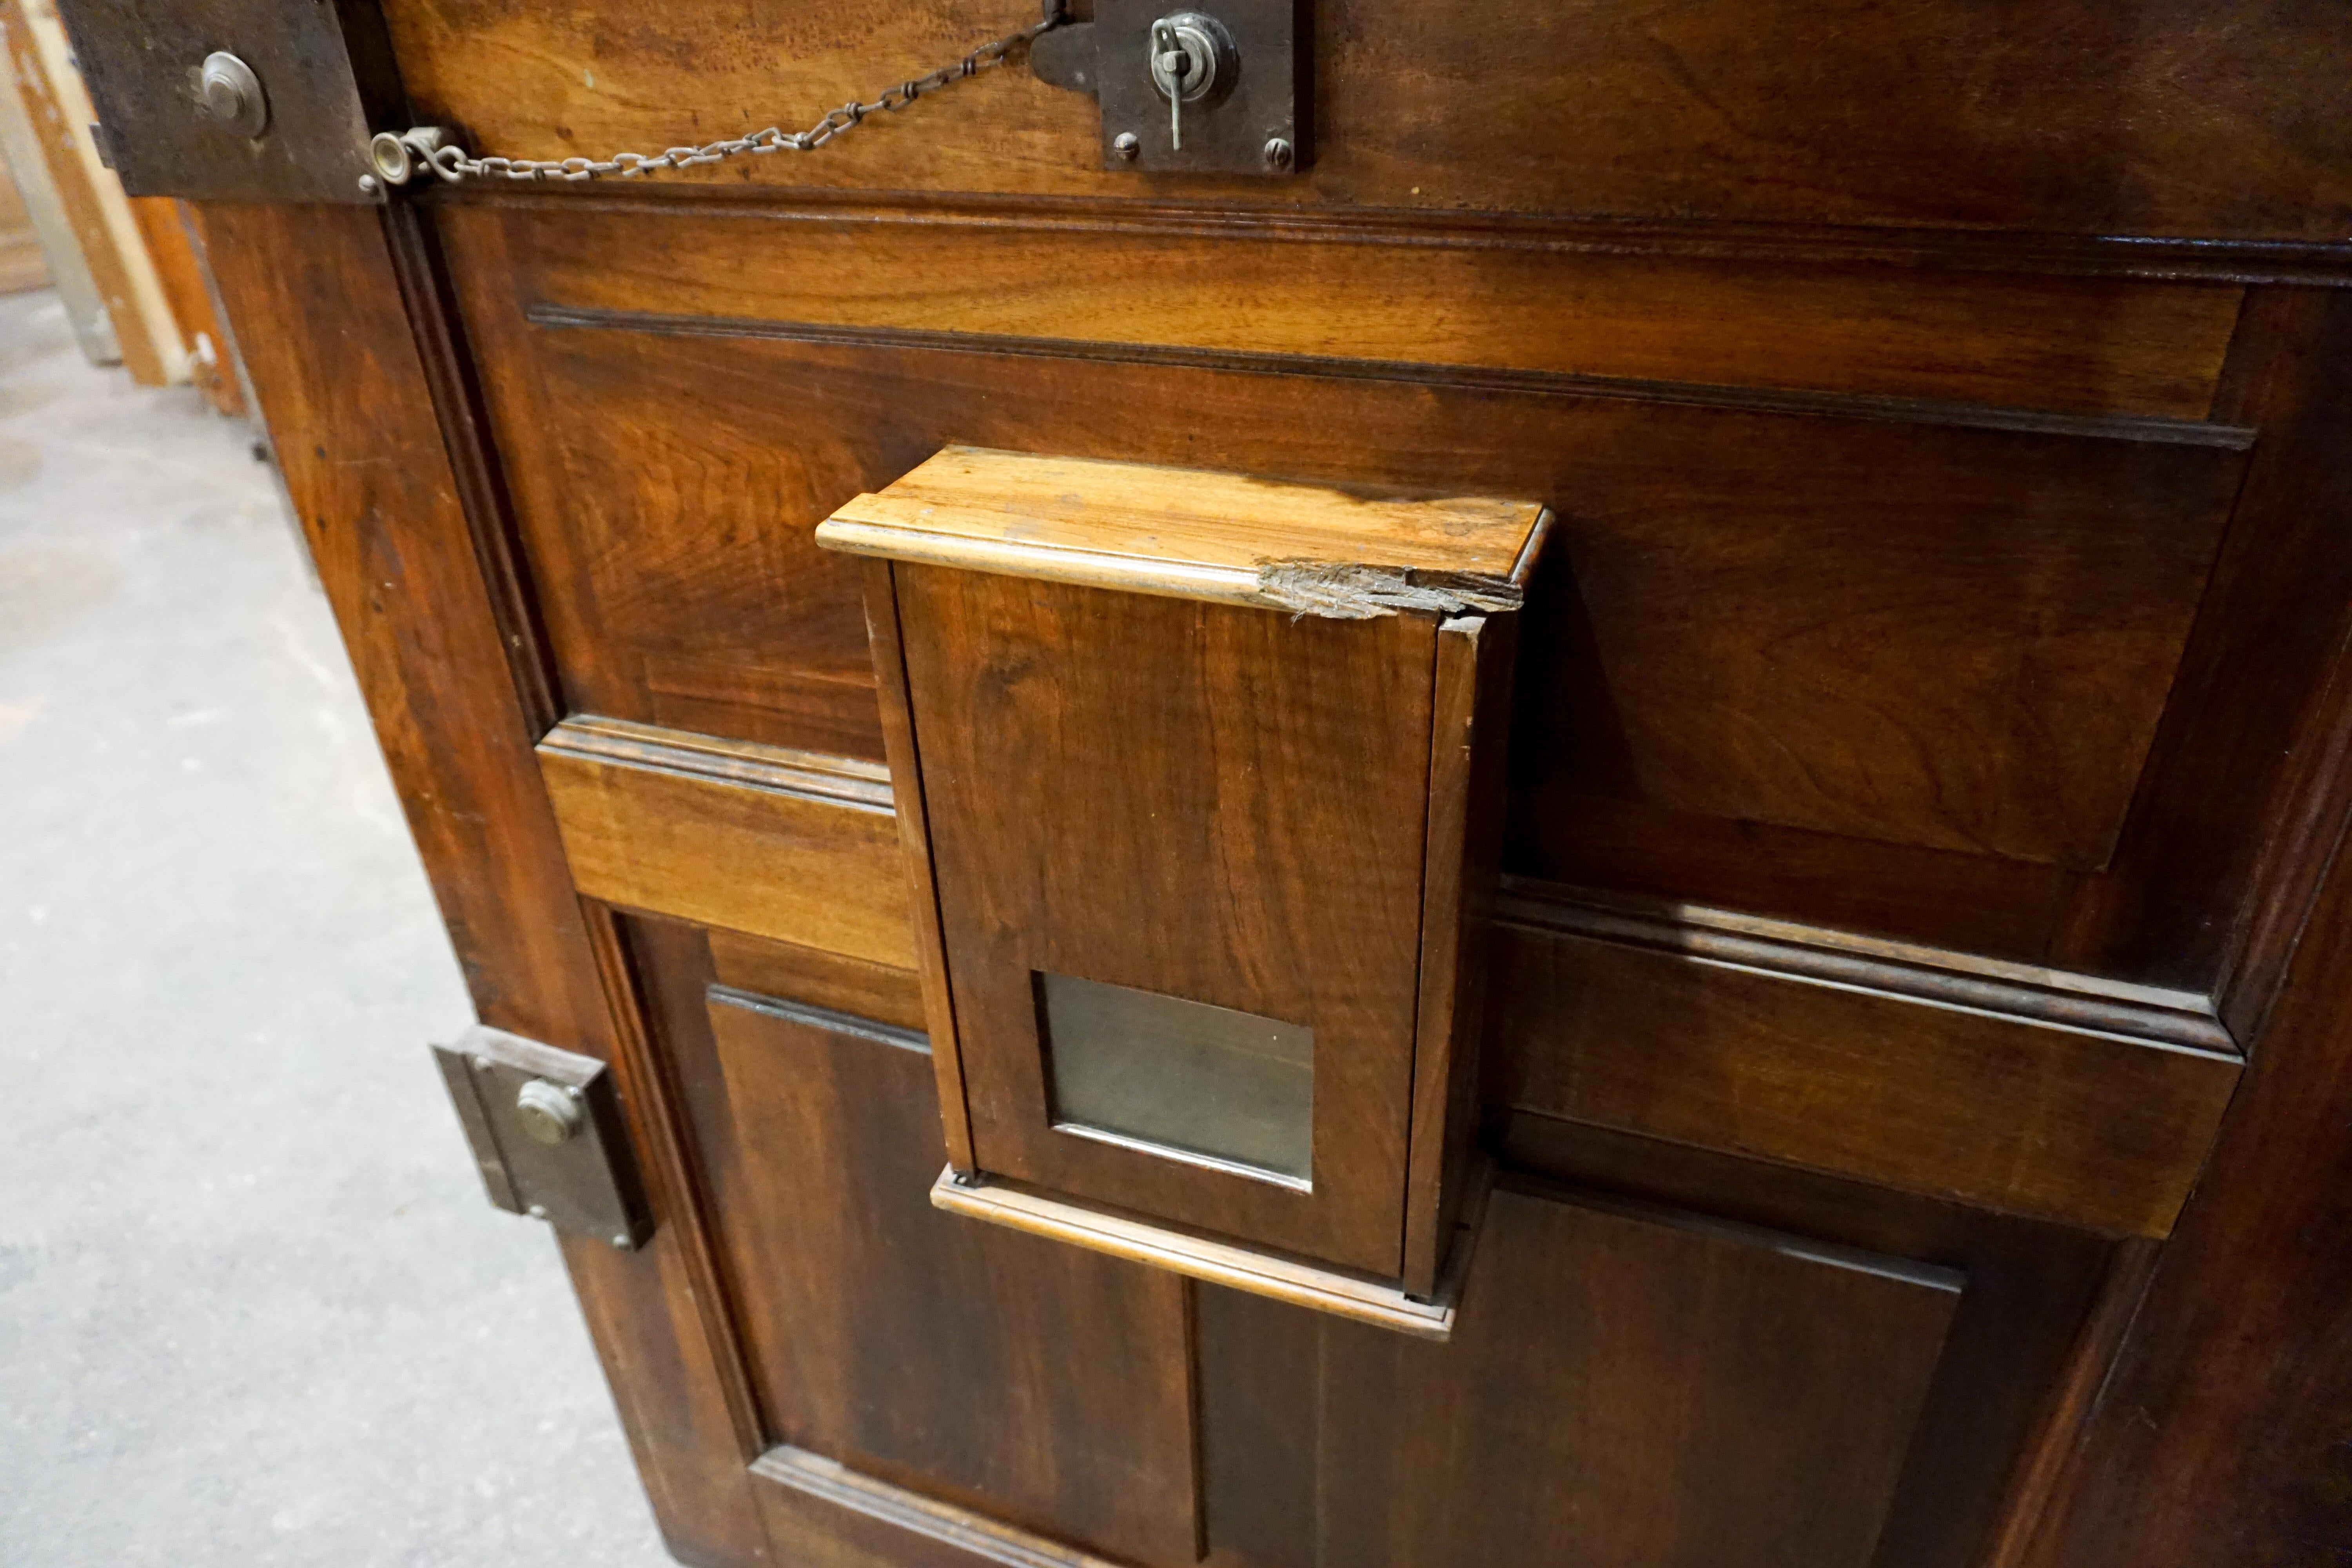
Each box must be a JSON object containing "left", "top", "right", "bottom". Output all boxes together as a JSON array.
[
  {"left": 432, "top": 1026, "right": 653, "bottom": 1251},
  {"left": 1033, "top": 0, "right": 1302, "bottom": 174}
]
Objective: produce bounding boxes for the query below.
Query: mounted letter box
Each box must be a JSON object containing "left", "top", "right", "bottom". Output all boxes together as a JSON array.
[{"left": 818, "top": 447, "right": 1550, "bottom": 1338}]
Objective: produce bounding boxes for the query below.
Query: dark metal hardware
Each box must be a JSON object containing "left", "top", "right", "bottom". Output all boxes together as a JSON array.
[
  {"left": 1033, "top": 0, "right": 1303, "bottom": 176},
  {"left": 52, "top": 0, "right": 405, "bottom": 203},
  {"left": 432, "top": 1026, "right": 653, "bottom": 1252}
]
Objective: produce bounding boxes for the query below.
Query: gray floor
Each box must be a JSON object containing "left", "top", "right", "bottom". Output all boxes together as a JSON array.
[{"left": 0, "top": 288, "right": 674, "bottom": 1565}]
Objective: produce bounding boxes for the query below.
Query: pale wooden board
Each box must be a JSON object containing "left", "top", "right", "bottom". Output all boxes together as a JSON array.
[{"left": 818, "top": 446, "right": 1550, "bottom": 616}]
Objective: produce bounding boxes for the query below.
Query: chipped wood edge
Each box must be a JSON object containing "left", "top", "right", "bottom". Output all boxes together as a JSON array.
[{"left": 930, "top": 1165, "right": 1472, "bottom": 1339}]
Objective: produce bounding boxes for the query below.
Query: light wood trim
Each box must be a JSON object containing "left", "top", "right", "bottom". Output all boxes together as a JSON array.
[
  {"left": 930, "top": 1164, "right": 1492, "bottom": 1341},
  {"left": 817, "top": 446, "right": 1550, "bottom": 619},
  {"left": 752, "top": 1444, "right": 1119, "bottom": 1568},
  {"left": 0, "top": 0, "right": 181, "bottom": 383},
  {"left": 537, "top": 714, "right": 916, "bottom": 970}
]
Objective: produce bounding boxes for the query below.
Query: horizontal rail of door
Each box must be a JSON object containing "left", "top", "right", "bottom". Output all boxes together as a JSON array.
[{"left": 536, "top": 714, "right": 2239, "bottom": 1237}]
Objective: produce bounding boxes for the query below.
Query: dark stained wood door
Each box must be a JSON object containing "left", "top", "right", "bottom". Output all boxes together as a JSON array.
[{"left": 160, "top": 1, "right": 2352, "bottom": 1563}]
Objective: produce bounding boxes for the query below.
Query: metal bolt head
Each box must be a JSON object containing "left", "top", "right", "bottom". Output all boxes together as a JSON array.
[
  {"left": 609, "top": 1233, "right": 632, "bottom": 1250},
  {"left": 1112, "top": 131, "right": 1140, "bottom": 160},
  {"left": 514, "top": 1078, "right": 586, "bottom": 1146},
  {"left": 356, "top": 173, "right": 380, "bottom": 195},
  {"left": 1262, "top": 136, "right": 1295, "bottom": 172},
  {"left": 526, "top": 1203, "right": 549, "bottom": 1220},
  {"left": 368, "top": 131, "right": 413, "bottom": 185},
  {"left": 197, "top": 52, "right": 267, "bottom": 140}
]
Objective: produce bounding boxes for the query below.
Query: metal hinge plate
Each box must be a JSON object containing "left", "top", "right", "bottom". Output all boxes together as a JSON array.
[{"left": 432, "top": 1026, "right": 653, "bottom": 1252}]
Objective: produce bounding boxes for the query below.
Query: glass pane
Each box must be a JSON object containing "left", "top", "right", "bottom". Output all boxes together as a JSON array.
[{"left": 1036, "top": 972, "right": 1314, "bottom": 1188}]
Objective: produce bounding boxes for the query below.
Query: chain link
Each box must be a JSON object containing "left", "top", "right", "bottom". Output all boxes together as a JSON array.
[{"left": 376, "top": 1, "right": 1066, "bottom": 186}]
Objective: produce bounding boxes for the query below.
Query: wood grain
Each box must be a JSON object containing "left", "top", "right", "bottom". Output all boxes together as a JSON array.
[
  {"left": 537, "top": 714, "right": 916, "bottom": 969},
  {"left": 902, "top": 566, "right": 1432, "bottom": 1274},
  {"left": 457, "top": 299, "right": 2254, "bottom": 971},
  {"left": 753, "top": 1446, "right": 1124, "bottom": 1568},
  {"left": 2022, "top": 418, "right": 2352, "bottom": 1566},
  {"left": 698, "top": 984, "right": 1200, "bottom": 1567},
  {"left": 1490, "top": 894, "right": 2243, "bottom": 1236},
  {"left": 819, "top": 445, "right": 1549, "bottom": 618},
  {"left": 0, "top": 0, "right": 166, "bottom": 381},
  {"left": 859, "top": 557, "right": 981, "bottom": 1174},
  {"left": 708, "top": 927, "right": 926, "bottom": 1033},
  {"left": 129, "top": 197, "right": 241, "bottom": 414},
  {"left": 378, "top": 0, "right": 2352, "bottom": 240},
  {"left": 196, "top": 203, "right": 772, "bottom": 1566},
  {"left": 1399, "top": 615, "right": 1510, "bottom": 1299},
  {"left": 1315, "top": 1181, "right": 1962, "bottom": 1568},
  {"left": 509, "top": 200, "right": 2247, "bottom": 421}
]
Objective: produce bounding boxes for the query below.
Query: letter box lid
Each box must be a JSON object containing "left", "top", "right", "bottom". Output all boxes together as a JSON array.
[{"left": 815, "top": 446, "right": 1551, "bottom": 620}]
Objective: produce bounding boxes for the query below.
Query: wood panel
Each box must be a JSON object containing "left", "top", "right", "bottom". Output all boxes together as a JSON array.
[
  {"left": 1518, "top": 427, "right": 2241, "bottom": 871},
  {"left": 753, "top": 1447, "right": 1124, "bottom": 1568},
  {"left": 693, "top": 980, "right": 1200, "bottom": 1567},
  {"left": 2023, "top": 289, "right": 2352, "bottom": 1557},
  {"left": 511, "top": 201, "right": 2243, "bottom": 420},
  {"left": 379, "top": 0, "right": 2352, "bottom": 241},
  {"left": 902, "top": 566, "right": 1431, "bottom": 1274},
  {"left": 538, "top": 714, "right": 917, "bottom": 969},
  {"left": 709, "top": 927, "right": 926, "bottom": 1032},
  {"left": 1317, "top": 1181, "right": 1961, "bottom": 1568},
  {"left": 1490, "top": 893, "right": 2242, "bottom": 1236},
  {"left": 434, "top": 255, "right": 2269, "bottom": 982},
  {"left": 1490, "top": 1117, "right": 2118, "bottom": 1568},
  {"left": 195, "top": 203, "right": 772, "bottom": 1566}
]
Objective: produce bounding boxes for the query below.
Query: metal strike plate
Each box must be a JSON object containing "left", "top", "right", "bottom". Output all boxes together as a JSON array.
[
  {"left": 51, "top": 0, "right": 405, "bottom": 203},
  {"left": 1032, "top": 0, "right": 1303, "bottom": 176},
  {"left": 432, "top": 1026, "right": 653, "bottom": 1251}
]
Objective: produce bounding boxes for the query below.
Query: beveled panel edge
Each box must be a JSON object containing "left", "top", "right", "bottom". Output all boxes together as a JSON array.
[
  {"left": 450, "top": 185, "right": 2352, "bottom": 286},
  {"left": 929, "top": 1163, "right": 1493, "bottom": 1340},
  {"left": 1493, "top": 1168, "right": 1967, "bottom": 1297},
  {"left": 542, "top": 712, "right": 894, "bottom": 813},
  {"left": 752, "top": 1443, "right": 1117, "bottom": 1568},
  {"left": 1499, "top": 878, "right": 2240, "bottom": 1059},
  {"left": 525, "top": 303, "right": 2255, "bottom": 450},
  {"left": 705, "top": 983, "right": 930, "bottom": 1056}
]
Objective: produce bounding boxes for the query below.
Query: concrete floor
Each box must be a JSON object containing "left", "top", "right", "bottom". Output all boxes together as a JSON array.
[{"left": 0, "top": 288, "right": 674, "bottom": 1565}]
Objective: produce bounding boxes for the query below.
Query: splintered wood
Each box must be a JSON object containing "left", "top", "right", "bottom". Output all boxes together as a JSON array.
[{"left": 815, "top": 445, "right": 1551, "bottom": 620}]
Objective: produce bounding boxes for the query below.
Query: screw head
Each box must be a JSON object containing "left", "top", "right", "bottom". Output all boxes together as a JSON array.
[
  {"left": 609, "top": 1233, "right": 632, "bottom": 1250},
  {"left": 1112, "top": 131, "right": 1140, "bottom": 161},
  {"left": 356, "top": 173, "right": 380, "bottom": 195},
  {"left": 526, "top": 1203, "right": 548, "bottom": 1220},
  {"left": 1262, "top": 136, "right": 1295, "bottom": 173}
]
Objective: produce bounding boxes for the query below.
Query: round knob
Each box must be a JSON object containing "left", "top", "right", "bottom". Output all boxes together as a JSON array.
[
  {"left": 198, "top": 52, "right": 268, "bottom": 140},
  {"left": 514, "top": 1079, "right": 585, "bottom": 1146}
]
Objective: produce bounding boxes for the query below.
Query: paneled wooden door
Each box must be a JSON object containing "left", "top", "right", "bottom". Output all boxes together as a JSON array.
[{"left": 162, "top": 2, "right": 2352, "bottom": 1564}]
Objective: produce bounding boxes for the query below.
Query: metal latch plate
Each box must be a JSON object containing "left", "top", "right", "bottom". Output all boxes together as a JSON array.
[
  {"left": 432, "top": 1026, "right": 653, "bottom": 1251},
  {"left": 51, "top": 0, "right": 402, "bottom": 203}
]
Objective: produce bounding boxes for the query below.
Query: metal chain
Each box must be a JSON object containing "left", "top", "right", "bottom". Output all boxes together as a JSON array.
[{"left": 373, "top": 0, "right": 1066, "bottom": 187}]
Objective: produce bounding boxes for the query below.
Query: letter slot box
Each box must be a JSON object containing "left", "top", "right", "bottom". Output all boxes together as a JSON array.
[{"left": 818, "top": 447, "right": 1552, "bottom": 1338}]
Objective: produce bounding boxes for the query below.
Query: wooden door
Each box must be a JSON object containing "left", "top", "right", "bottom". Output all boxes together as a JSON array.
[{"left": 134, "top": 1, "right": 2352, "bottom": 1563}]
